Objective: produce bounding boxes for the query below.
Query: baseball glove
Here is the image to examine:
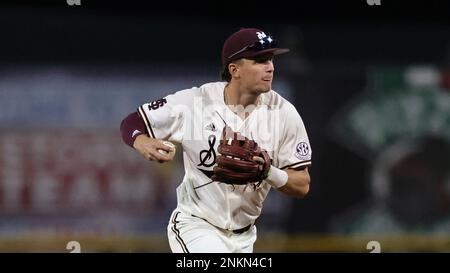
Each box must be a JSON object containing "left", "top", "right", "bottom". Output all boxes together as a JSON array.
[{"left": 212, "top": 126, "right": 271, "bottom": 185}]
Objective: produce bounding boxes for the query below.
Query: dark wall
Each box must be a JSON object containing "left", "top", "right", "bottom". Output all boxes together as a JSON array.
[{"left": 2, "top": 3, "right": 450, "bottom": 65}]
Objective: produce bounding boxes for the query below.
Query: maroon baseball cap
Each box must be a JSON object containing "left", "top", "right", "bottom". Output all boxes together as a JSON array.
[{"left": 221, "top": 28, "right": 289, "bottom": 66}]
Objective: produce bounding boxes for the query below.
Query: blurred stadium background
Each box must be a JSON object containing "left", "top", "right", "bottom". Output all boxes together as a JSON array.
[{"left": 0, "top": 2, "right": 449, "bottom": 252}]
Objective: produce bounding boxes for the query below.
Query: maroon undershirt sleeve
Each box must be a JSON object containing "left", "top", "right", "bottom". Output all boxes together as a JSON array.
[{"left": 120, "top": 112, "right": 147, "bottom": 148}]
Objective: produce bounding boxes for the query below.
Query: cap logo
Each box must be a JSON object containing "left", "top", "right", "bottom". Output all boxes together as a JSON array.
[
  {"left": 256, "top": 31, "right": 267, "bottom": 40},
  {"left": 223, "top": 28, "right": 289, "bottom": 65}
]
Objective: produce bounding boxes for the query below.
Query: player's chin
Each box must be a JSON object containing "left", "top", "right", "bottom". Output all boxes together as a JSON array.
[
  {"left": 259, "top": 87, "right": 271, "bottom": 94},
  {"left": 261, "top": 80, "right": 272, "bottom": 91},
  {"left": 256, "top": 83, "right": 271, "bottom": 93}
]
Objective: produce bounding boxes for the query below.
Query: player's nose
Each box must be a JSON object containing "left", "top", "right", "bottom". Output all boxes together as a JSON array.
[{"left": 265, "top": 60, "right": 274, "bottom": 73}]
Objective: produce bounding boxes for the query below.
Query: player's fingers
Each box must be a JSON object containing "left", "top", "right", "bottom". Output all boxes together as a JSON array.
[
  {"left": 252, "top": 156, "right": 265, "bottom": 171},
  {"left": 150, "top": 149, "right": 174, "bottom": 162},
  {"left": 155, "top": 140, "right": 176, "bottom": 153},
  {"left": 252, "top": 156, "right": 265, "bottom": 164},
  {"left": 146, "top": 153, "right": 158, "bottom": 161},
  {"left": 137, "top": 149, "right": 157, "bottom": 161},
  {"left": 151, "top": 141, "right": 176, "bottom": 162},
  {"left": 136, "top": 139, "right": 175, "bottom": 162}
]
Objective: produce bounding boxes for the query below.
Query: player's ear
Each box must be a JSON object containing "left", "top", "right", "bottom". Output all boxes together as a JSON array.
[{"left": 228, "top": 62, "right": 240, "bottom": 79}]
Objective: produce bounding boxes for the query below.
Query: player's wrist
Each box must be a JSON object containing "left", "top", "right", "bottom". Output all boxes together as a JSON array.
[
  {"left": 132, "top": 133, "right": 146, "bottom": 149},
  {"left": 120, "top": 111, "right": 147, "bottom": 148},
  {"left": 266, "top": 166, "right": 288, "bottom": 188}
]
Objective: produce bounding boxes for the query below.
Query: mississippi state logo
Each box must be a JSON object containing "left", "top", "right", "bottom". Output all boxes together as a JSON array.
[
  {"left": 256, "top": 31, "right": 267, "bottom": 39},
  {"left": 197, "top": 134, "right": 217, "bottom": 168},
  {"left": 295, "top": 142, "right": 310, "bottom": 160}
]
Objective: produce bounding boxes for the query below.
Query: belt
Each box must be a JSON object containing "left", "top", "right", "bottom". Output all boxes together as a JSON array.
[{"left": 191, "top": 214, "right": 252, "bottom": 234}]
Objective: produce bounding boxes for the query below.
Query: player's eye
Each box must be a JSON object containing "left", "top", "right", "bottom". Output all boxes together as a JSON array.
[{"left": 253, "top": 55, "right": 273, "bottom": 64}]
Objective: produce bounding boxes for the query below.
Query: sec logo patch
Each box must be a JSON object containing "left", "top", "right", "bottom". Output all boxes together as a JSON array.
[{"left": 295, "top": 142, "right": 310, "bottom": 159}]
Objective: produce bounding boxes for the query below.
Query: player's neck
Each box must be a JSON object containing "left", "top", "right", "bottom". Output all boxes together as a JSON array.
[
  {"left": 224, "top": 84, "right": 260, "bottom": 108},
  {"left": 224, "top": 84, "right": 260, "bottom": 120}
]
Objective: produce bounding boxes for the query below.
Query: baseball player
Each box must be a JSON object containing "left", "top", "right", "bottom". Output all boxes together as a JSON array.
[{"left": 120, "top": 28, "right": 312, "bottom": 253}]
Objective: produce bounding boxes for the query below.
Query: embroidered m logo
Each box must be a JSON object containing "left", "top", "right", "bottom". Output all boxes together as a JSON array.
[{"left": 256, "top": 31, "right": 267, "bottom": 40}]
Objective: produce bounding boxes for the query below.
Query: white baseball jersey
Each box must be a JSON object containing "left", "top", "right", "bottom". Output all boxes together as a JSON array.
[{"left": 138, "top": 81, "right": 311, "bottom": 231}]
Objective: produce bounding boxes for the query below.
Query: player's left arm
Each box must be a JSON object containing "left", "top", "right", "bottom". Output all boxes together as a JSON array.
[
  {"left": 277, "top": 167, "right": 310, "bottom": 197},
  {"left": 268, "top": 100, "right": 312, "bottom": 198}
]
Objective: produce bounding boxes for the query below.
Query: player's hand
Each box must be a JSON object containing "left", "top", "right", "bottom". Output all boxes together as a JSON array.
[{"left": 133, "top": 135, "right": 176, "bottom": 163}]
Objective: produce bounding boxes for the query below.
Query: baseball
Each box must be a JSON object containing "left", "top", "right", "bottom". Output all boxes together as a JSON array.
[{"left": 158, "top": 141, "right": 176, "bottom": 156}]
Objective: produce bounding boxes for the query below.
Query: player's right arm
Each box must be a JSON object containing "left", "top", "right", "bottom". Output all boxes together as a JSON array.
[
  {"left": 121, "top": 87, "right": 197, "bottom": 163},
  {"left": 120, "top": 111, "right": 175, "bottom": 163}
]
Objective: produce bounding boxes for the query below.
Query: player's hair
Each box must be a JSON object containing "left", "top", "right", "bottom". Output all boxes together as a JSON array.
[{"left": 221, "top": 65, "right": 231, "bottom": 82}]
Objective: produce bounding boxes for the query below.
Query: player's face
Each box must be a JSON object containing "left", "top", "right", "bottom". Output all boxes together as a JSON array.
[{"left": 237, "top": 55, "right": 274, "bottom": 94}]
